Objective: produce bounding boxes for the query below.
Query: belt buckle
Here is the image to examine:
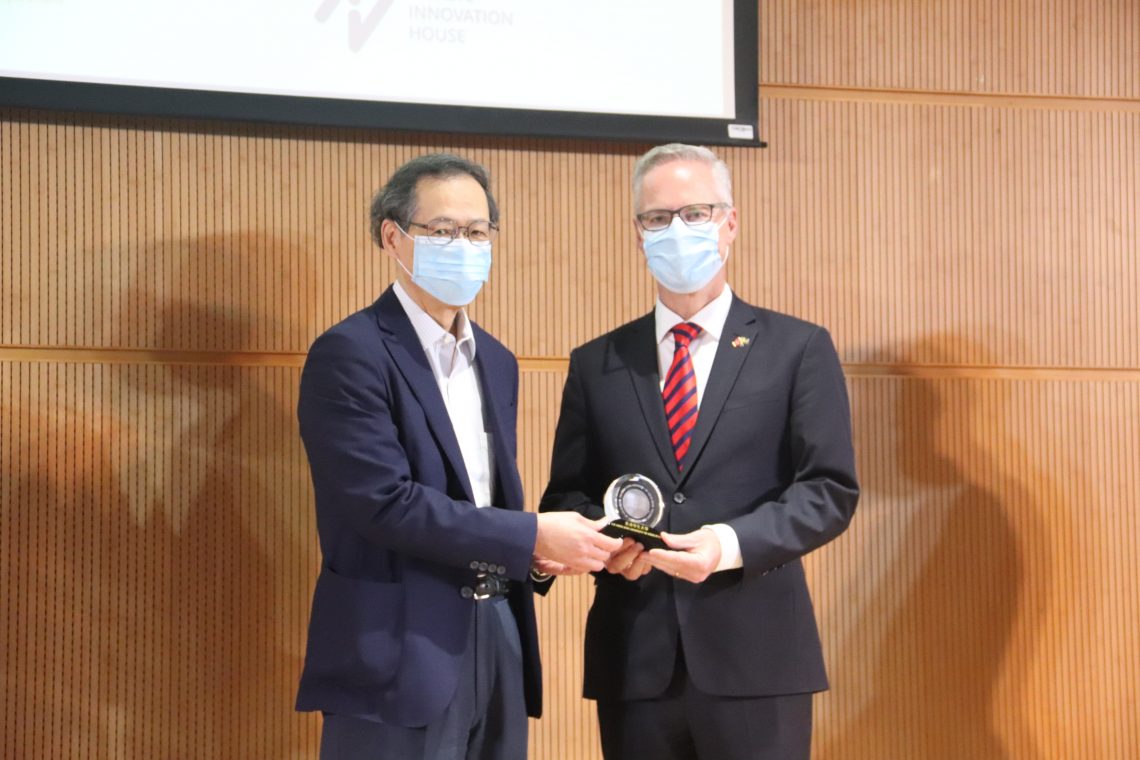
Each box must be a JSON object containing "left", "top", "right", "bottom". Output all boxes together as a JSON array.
[{"left": 472, "top": 572, "right": 506, "bottom": 600}]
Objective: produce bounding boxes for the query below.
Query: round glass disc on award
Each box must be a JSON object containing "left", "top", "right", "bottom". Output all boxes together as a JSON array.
[{"left": 602, "top": 473, "right": 667, "bottom": 550}]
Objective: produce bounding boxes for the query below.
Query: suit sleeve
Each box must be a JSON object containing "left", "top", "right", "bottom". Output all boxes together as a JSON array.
[
  {"left": 538, "top": 348, "right": 607, "bottom": 522},
  {"left": 727, "top": 326, "right": 860, "bottom": 574},
  {"left": 298, "top": 330, "right": 538, "bottom": 581}
]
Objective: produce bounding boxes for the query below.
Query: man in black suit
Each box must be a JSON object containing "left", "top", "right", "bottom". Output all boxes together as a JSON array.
[
  {"left": 540, "top": 143, "right": 860, "bottom": 760},
  {"left": 295, "top": 153, "right": 619, "bottom": 760}
]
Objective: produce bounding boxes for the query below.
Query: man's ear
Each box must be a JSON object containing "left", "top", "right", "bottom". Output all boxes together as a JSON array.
[
  {"left": 378, "top": 218, "right": 399, "bottom": 251},
  {"left": 722, "top": 207, "right": 740, "bottom": 248}
]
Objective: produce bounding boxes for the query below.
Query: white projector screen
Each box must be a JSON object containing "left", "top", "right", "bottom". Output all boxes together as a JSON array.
[{"left": 0, "top": 0, "right": 761, "bottom": 146}]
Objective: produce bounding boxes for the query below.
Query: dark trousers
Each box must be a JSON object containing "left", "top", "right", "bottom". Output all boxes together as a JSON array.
[
  {"left": 597, "top": 650, "right": 813, "bottom": 760},
  {"left": 320, "top": 597, "right": 526, "bottom": 760}
]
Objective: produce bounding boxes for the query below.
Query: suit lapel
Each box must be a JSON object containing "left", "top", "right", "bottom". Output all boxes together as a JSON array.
[
  {"left": 373, "top": 288, "right": 475, "bottom": 502},
  {"left": 614, "top": 314, "right": 680, "bottom": 483},
  {"left": 678, "top": 296, "right": 758, "bottom": 482}
]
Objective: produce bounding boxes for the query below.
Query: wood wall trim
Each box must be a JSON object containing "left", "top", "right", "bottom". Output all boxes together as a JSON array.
[
  {"left": 762, "top": 84, "right": 1140, "bottom": 112},
  {"left": 3, "top": 347, "right": 1139, "bottom": 382},
  {"left": 0, "top": 346, "right": 307, "bottom": 367},
  {"left": 844, "top": 363, "right": 1140, "bottom": 381}
]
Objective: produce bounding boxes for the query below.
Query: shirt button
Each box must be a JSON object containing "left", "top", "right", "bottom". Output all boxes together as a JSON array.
[{"left": 673, "top": 492, "right": 686, "bottom": 504}]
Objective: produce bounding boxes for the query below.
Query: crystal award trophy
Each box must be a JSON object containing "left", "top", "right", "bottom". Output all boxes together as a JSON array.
[{"left": 601, "top": 473, "right": 667, "bottom": 550}]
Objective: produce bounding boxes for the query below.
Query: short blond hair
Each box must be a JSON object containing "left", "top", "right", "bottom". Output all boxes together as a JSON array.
[{"left": 631, "top": 143, "right": 733, "bottom": 209}]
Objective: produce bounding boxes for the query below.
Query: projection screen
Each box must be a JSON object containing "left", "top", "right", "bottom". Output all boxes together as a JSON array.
[{"left": 0, "top": 0, "right": 761, "bottom": 146}]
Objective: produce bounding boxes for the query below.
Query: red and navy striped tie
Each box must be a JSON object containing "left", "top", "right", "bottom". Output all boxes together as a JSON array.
[{"left": 663, "top": 322, "right": 702, "bottom": 469}]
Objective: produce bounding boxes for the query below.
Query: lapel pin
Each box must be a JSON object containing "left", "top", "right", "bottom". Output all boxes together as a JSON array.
[{"left": 731, "top": 335, "right": 750, "bottom": 348}]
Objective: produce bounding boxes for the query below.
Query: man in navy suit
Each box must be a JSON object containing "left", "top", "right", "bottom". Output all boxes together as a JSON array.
[
  {"left": 540, "top": 144, "right": 860, "bottom": 760},
  {"left": 296, "top": 153, "right": 620, "bottom": 760}
]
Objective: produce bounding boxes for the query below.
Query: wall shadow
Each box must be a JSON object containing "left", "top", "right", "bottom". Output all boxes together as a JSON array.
[
  {"left": 815, "top": 334, "right": 1058, "bottom": 759},
  {"left": 1, "top": 232, "right": 320, "bottom": 758}
]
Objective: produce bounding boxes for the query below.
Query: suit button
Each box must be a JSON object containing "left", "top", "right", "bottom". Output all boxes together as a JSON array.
[
  {"left": 477, "top": 561, "right": 489, "bottom": 572},
  {"left": 673, "top": 492, "right": 685, "bottom": 504},
  {"left": 469, "top": 561, "right": 480, "bottom": 570},
  {"left": 460, "top": 586, "right": 474, "bottom": 599},
  {"left": 496, "top": 565, "right": 506, "bottom": 575}
]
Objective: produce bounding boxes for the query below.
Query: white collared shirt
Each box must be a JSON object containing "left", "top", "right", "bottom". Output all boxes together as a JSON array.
[
  {"left": 654, "top": 284, "right": 734, "bottom": 403},
  {"left": 393, "top": 281, "right": 494, "bottom": 508},
  {"left": 653, "top": 283, "right": 742, "bottom": 572}
]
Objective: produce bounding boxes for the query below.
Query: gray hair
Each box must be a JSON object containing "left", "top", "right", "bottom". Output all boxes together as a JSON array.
[
  {"left": 631, "top": 143, "right": 734, "bottom": 209},
  {"left": 370, "top": 153, "right": 499, "bottom": 248}
]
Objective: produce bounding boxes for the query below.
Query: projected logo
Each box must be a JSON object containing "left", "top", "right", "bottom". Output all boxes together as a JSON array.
[{"left": 315, "top": 0, "right": 396, "bottom": 52}]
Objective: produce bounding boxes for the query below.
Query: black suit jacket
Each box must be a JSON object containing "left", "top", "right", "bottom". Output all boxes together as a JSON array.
[
  {"left": 540, "top": 295, "right": 859, "bottom": 701},
  {"left": 295, "top": 287, "right": 542, "bottom": 726}
]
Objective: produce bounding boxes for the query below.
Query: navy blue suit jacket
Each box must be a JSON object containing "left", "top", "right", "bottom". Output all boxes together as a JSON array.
[
  {"left": 540, "top": 295, "right": 859, "bottom": 701},
  {"left": 295, "top": 287, "right": 542, "bottom": 727}
]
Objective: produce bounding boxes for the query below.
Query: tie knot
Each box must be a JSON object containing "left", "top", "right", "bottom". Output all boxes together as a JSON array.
[{"left": 671, "top": 322, "right": 702, "bottom": 348}]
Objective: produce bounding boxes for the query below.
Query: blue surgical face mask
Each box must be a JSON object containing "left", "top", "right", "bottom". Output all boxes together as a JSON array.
[
  {"left": 395, "top": 228, "right": 492, "bottom": 307},
  {"left": 642, "top": 216, "right": 728, "bottom": 294}
]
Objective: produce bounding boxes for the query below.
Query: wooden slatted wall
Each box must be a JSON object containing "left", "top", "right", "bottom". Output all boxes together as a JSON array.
[{"left": 2, "top": 0, "right": 1137, "bottom": 757}]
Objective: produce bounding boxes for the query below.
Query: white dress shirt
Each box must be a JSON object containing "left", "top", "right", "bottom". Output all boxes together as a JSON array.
[
  {"left": 394, "top": 281, "right": 494, "bottom": 508},
  {"left": 654, "top": 284, "right": 743, "bottom": 572}
]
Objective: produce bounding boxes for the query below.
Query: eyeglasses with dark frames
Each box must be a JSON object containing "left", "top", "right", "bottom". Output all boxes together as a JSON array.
[
  {"left": 404, "top": 219, "right": 498, "bottom": 246},
  {"left": 635, "top": 203, "right": 730, "bottom": 232}
]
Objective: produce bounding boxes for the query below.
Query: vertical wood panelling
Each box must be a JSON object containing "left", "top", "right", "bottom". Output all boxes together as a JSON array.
[
  {"left": 761, "top": 0, "right": 1139, "bottom": 98},
  {"left": 808, "top": 377, "right": 1140, "bottom": 758},
  {"left": 5, "top": 362, "right": 1137, "bottom": 758},
  {"left": 2, "top": 0, "right": 1139, "bottom": 757},
  {"left": 0, "top": 362, "right": 320, "bottom": 758},
  {"left": 4, "top": 106, "right": 1136, "bottom": 367},
  {"left": 519, "top": 370, "right": 601, "bottom": 760},
  {"left": 735, "top": 99, "right": 1139, "bottom": 368}
]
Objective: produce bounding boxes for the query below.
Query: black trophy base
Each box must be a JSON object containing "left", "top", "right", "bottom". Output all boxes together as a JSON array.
[{"left": 602, "top": 520, "right": 667, "bottom": 551}]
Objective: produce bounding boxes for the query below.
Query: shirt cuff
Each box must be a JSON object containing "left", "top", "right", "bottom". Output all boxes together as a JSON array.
[{"left": 702, "top": 524, "right": 743, "bottom": 572}]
